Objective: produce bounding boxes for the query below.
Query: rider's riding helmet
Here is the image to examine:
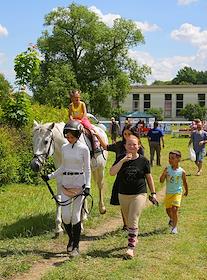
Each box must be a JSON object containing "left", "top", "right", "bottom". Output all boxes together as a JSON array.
[{"left": 63, "top": 120, "right": 83, "bottom": 139}]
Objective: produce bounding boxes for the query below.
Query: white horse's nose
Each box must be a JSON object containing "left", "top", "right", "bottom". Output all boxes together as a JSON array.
[{"left": 30, "top": 158, "right": 42, "bottom": 172}]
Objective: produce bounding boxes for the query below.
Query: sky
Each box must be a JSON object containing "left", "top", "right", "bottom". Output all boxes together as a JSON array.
[{"left": 0, "top": 0, "right": 207, "bottom": 87}]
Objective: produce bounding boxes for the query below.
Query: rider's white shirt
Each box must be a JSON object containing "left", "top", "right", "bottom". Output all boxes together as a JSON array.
[{"left": 48, "top": 140, "right": 91, "bottom": 189}]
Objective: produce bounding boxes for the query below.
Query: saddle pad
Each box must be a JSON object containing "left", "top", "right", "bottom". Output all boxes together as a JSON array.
[{"left": 62, "top": 186, "right": 83, "bottom": 198}]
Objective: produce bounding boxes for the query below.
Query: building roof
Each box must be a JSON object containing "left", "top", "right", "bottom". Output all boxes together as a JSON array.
[
  {"left": 121, "top": 111, "right": 154, "bottom": 118},
  {"left": 131, "top": 84, "right": 207, "bottom": 89}
]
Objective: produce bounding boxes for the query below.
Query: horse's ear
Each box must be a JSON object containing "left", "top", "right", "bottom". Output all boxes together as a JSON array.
[
  {"left": 48, "top": 123, "right": 55, "bottom": 130},
  {"left": 33, "top": 120, "right": 39, "bottom": 128}
]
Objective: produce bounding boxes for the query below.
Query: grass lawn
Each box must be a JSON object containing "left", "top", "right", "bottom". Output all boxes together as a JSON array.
[{"left": 0, "top": 135, "right": 206, "bottom": 279}]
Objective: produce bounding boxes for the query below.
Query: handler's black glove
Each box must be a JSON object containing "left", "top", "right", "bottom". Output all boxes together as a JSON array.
[
  {"left": 84, "top": 187, "right": 90, "bottom": 197},
  {"left": 41, "top": 174, "right": 49, "bottom": 182},
  {"left": 149, "top": 195, "right": 159, "bottom": 206}
]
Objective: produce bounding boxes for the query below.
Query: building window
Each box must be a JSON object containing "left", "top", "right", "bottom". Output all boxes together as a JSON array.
[
  {"left": 176, "top": 94, "right": 183, "bottom": 117},
  {"left": 164, "top": 94, "right": 172, "bottom": 117},
  {"left": 144, "top": 94, "right": 150, "bottom": 111},
  {"left": 132, "top": 94, "right": 139, "bottom": 111},
  {"left": 198, "top": 94, "right": 205, "bottom": 107}
]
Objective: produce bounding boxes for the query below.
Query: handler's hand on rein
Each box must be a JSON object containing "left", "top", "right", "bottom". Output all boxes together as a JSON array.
[
  {"left": 84, "top": 187, "right": 90, "bottom": 197},
  {"left": 41, "top": 174, "right": 49, "bottom": 182}
]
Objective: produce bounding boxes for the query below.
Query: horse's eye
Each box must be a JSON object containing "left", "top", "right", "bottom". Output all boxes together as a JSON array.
[{"left": 44, "top": 140, "right": 48, "bottom": 145}]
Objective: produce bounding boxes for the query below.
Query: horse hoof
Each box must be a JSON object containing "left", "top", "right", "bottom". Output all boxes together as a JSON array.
[{"left": 99, "top": 208, "right": 106, "bottom": 215}]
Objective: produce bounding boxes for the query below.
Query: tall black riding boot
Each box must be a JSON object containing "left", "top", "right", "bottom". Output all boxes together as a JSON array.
[
  {"left": 70, "top": 221, "right": 81, "bottom": 257},
  {"left": 63, "top": 223, "right": 73, "bottom": 253}
]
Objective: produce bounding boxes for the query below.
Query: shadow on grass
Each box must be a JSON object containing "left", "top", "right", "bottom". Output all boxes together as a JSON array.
[
  {"left": 81, "top": 228, "right": 123, "bottom": 242},
  {"left": 82, "top": 227, "right": 168, "bottom": 259},
  {"left": 0, "top": 247, "right": 67, "bottom": 259},
  {"left": 139, "top": 227, "right": 168, "bottom": 237},
  {"left": 85, "top": 246, "right": 126, "bottom": 259},
  {"left": 0, "top": 227, "right": 168, "bottom": 261},
  {"left": 0, "top": 213, "right": 55, "bottom": 239},
  {"left": 82, "top": 226, "right": 168, "bottom": 242}
]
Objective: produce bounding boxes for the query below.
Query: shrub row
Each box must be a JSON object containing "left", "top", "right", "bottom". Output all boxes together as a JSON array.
[{"left": 0, "top": 104, "right": 67, "bottom": 186}]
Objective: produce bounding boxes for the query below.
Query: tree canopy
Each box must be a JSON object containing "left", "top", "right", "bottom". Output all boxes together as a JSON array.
[
  {"left": 172, "top": 66, "right": 207, "bottom": 85},
  {"left": 14, "top": 3, "right": 151, "bottom": 116},
  {"left": 0, "top": 73, "right": 11, "bottom": 104},
  {"left": 180, "top": 104, "right": 207, "bottom": 120}
]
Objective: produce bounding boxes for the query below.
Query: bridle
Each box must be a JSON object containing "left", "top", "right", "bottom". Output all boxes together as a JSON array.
[{"left": 32, "top": 128, "right": 54, "bottom": 167}]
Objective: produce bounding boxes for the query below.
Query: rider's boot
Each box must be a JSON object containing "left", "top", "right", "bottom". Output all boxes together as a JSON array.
[
  {"left": 63, "top": 223, "right": 73, "bottom": 253},
  {"left": 70, "top": 221, "right": 81, "bottom": 257}
]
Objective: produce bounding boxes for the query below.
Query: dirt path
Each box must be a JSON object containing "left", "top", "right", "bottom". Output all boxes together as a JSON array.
[{"left": 11, "top": 189, "right": 165, "bottom": 280}]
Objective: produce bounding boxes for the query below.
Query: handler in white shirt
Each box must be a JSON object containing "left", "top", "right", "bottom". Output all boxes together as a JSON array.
[{"left": 43, "top": 120, "right": 91, "bottom": 258}]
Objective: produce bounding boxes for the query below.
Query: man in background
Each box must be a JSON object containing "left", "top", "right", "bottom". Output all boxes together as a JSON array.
[
  {"left": 109, "top": 117, "right": 120, "bottom": 144},
  {"left": 147, "top": 121, "right": 164, "bottom": 166}
]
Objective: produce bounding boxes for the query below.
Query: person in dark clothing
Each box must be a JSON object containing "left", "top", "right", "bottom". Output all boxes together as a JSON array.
[
  {"left": 147, "top": 121, "right": 164, "bottom": 166},
  {"left": 109, "top": 117, "right": 120, "bottom": 144}
]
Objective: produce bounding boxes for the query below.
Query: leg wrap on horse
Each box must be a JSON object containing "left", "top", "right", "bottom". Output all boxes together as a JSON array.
[
  {"left": 72, "top": 221, "right": 81, "bottom": 249},
  {"left": 127, "top": 227, "right": 138, "bottom": 249}
]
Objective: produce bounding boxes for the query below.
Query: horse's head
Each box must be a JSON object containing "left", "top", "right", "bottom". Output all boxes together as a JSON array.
[{"left": 30, "top": 121, "right": 55, "bottom": 172}]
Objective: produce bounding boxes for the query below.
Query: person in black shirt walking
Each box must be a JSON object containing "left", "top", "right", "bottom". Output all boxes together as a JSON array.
[{"left": 110, "top": 135, "right": 157, "bottom": 259}]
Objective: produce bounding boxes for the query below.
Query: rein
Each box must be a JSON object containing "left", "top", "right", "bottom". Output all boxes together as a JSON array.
[{"left": 42, "top": 177, "right": 93, "bottom": 214}]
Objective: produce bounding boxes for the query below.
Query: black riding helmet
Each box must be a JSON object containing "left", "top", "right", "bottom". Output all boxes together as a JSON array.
[{"left": 63, "top": 120, "right": 83, "bottom": 139}]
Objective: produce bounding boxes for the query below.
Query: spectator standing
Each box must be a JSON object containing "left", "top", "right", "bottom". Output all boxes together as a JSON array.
[
  {"left": 188, "top": 121, "right": 207, "bottom": 175},
  {"left": 109, "top": 117, "right": 120, "bottom": 144},
  {"left": 147, "top": 121, "right": 164, "bottom": 166}
]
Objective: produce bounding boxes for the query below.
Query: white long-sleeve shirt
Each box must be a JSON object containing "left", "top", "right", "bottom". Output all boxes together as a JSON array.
[{"left": 48, "top": 140, "right": 91, "bottom": 189}]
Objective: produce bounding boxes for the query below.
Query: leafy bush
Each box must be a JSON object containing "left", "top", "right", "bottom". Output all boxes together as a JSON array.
[
  {"left": 0, "top": 127, "right": 20, "bottom": 185},
  {"left": 1, "top": 92, "right": 32, "bottom": 128},
  {"left": 15, "top": 127, "right": 40, "bottom": 184},
  {"left": 30, "top": 103, "right": 68, "bottom": 123},
  {"left": 180, "top": 104, "right": 207, "bottom": 120},
  {"left": 0, "top": 105, "right": 67, "bottom": 186},
  {"left": 146, "top": 108, "right": 163, "bottom": 121}
]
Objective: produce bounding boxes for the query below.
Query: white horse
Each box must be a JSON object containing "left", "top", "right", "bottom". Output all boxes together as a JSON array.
[{"left": 30, "top": 120, "right": 108, "bottom": 236}]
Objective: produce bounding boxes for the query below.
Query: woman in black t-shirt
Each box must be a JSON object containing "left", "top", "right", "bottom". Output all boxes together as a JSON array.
[
  {"left": 93, "top": 125, "right": 144, "bottom": 229},
  {"left": 110, "top": 135, "right": 157, "bottom": 259}
]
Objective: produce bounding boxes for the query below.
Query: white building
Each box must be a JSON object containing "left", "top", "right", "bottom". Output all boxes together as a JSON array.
[{"left": 121, "top": 85, "right": 207, "bottom": 120}]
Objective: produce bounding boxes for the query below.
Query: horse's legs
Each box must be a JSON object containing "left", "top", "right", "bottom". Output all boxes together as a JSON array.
[
  {"left": 80, "top": 199, "right": 88, "bottom": 232},
  {"left": 54, "top": 179, "right": 64, "bottom": 237},
  {"left": 93, "top": 168, "right": 106, "bottom": 214}
]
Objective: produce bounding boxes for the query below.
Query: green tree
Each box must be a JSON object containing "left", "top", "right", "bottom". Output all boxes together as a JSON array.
[
  {"left": 0, "top": 73, "right": 11, "bottom": 104},
  {"left": 14, "top": 3, "right": 151, "bottom": 116},
  {"left": 180, "top": 104, "right": 207, "bottom": 120},
  {"left": 151, "top": 80, "right": 172, "bottom": 85},
  {"left": 32, "top": 63, "right": 77, "bottom": 108},
  {"left": 146, "top": 108, "right": 163, "bottom": 121},
  {"left": 1, "top": 91, "right": 32, "bottom": 128},
  {"left": 14, "top": 46, "right": 41, "bottom": 87},
  {"left": 172, "top": 66, "right": 207, "bottom": 85}
]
